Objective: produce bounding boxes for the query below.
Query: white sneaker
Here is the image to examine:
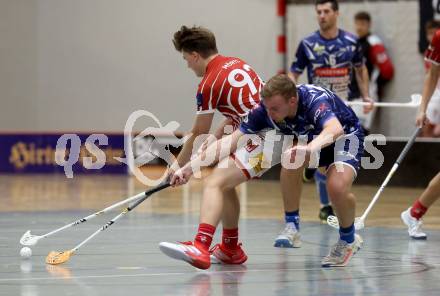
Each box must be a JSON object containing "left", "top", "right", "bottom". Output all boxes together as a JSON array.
[
  {"left": 321, "top": 234, "right": 363, "bottom": 267},
  {"left": 274, "top": 224, "right": 301, "bottom": 248},
  {"left": 401, "top": 208, "right": 427, "bottom": 240}
]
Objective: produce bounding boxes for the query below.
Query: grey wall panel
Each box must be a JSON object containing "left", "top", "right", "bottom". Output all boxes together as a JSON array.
[{"left": 0, "top": 0, "right": 278, "bottom": 132}]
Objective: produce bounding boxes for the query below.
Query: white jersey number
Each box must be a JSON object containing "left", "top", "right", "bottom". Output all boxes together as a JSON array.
[{"left": 228, "top": 65, "right": 257, "bottom": 95}]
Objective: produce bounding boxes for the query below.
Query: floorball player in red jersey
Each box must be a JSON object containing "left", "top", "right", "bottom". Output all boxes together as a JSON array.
[
  {"left": 401, "top": 28, "right": 440, "bottom": 240},
  {"left": 167, "top": 26, "right": 263, "bottom": 266}
]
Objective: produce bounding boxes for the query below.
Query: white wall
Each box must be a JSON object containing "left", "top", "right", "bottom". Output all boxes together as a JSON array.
[
  {"left": 0, "top": 0, "right": 38, "bottom": 130},
  {"left": 0, "top": 0, "right": 424, "bottom": 136},
  {"left": 0, "top": 0, "right": 278, "bottom": 132},
  {"left": 287, "top": 1, "right": 424, "bottom": 136}
]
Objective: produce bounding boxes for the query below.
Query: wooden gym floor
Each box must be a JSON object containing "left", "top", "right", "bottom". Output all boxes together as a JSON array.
[{"left": 1, "top": 168, "right": 440, "bottom": 295}]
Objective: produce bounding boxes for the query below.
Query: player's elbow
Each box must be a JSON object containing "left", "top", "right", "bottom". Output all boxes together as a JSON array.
[
  {"left": 331, "top": 121, "right": 344, "bottom": 139},
  {"left": 335, "top": 126, "right": 344, "bottom": 139}
]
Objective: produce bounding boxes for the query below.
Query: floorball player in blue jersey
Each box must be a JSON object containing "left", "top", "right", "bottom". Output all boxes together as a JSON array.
[
  {"left": 162, "top": 74, "right": 364, "bottom": 268},
  {"left": 281, "top": 0, "right": 373, "bottom": 248}
]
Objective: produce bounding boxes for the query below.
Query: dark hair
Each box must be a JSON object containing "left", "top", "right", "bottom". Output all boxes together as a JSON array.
[
  {"left": 173, "top": 26, "right": 218, "bottom": 58},
  {"left": 315, "top": 0, "right": 338, "bottom": 11},
  {"left": 354, "top": 11, "right": 371, "bottom": 22},
  {"left": 261, "top": 74, "right": 297, "bottom": 100},
  {"left": 426, "top": 20, "right": 440, "bottom": 31}
]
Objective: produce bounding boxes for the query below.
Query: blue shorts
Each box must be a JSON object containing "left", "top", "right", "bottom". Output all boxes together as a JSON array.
[{"left": 317, "top": 127, "right": 365, "bottom": 177}]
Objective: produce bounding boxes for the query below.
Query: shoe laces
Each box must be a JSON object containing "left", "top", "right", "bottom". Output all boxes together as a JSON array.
[
  {"left": 329, "top": 240, "right": 348, "bottom": 257},
  {"left": 280, "top": 224, "right": 297, "bottom": 235},
  {"left": 412, "top": 219, "right": 424, "bottom": 233}
]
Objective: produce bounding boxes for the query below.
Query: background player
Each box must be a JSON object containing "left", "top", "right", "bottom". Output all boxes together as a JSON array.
[
  {"left": 276, "top": 0, "right": 372, "bottom": 248},
  {"left": 159, "top": 74, "right": 365, "bottom": 269},
  {"left": 401, "top": 28, "right": 440, "bottom": 239},
  {"left": 169, "top": 25, "right": 263, "bottom": 262},
  {"left": 350, "top": 11, "right": 394, "bottom": 133},
  {"left": 420, "top": 20, "right": 440, "bottom": 137}
]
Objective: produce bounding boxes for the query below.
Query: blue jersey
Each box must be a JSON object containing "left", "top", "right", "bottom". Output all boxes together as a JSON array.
[
  {"left": 239, "top": 84, "right": 361, "bottom": 141},
  {"left": 290, "top": 30, "right": 364, "bottom": 100}
]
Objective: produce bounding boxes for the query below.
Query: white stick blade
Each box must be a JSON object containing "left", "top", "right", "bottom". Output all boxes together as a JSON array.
[
  {"left": 20, "top": 230, "right": 39, "bottom": 246},
  {"left": 327, "top": 216, "right": 365, "bottom": 230},
  {"left": 411, "top": 94, "right": 422, "bottom": 106},
  {"left": 354, "top": 218, "right": 365, "bottom": 230},
  {"left": 326, "top": 215, "right": 340, "bottom": 229}
]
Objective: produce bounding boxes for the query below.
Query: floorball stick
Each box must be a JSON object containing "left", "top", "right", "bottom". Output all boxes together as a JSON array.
[
  {"left": 327, "top": 127, "right": 421, "bottom": 230},
  {"left": 46, "top": 181, "right": 170, "bottom": 265},
  {"left": 20, "top": 191, "right": 149, "bottom": 246},
  {"left": 347, "top": 94, "right": 421, "bottom": 108}
]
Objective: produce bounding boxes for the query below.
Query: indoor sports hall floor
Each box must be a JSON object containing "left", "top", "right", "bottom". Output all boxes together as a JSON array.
[{"left": 1, "top": 171, "right": 440, "bottom": 296}]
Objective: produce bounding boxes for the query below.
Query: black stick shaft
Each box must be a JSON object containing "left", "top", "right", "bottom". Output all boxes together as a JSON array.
[
  {"left": 395, "top": 127, "right": 421, "bottom": 165},
  {"left": 128, "top": 182, "right": 171, "bottom": 211},
  {"left": 72, "top": 181, "right": 170, "bottom": 252}
]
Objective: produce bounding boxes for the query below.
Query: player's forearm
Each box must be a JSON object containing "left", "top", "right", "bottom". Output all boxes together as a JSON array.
[
  {"left": 420, "top": 65, "right": 440, "bottom": 113},
  {"left": 307, "top": 119, "right": 343, "bottom": 152},
  {"left": 174, "top": 132, "right": 198, "bottom": 169},
  {"left": 355, "top": 66, "right": 370, "bottom": 99}
]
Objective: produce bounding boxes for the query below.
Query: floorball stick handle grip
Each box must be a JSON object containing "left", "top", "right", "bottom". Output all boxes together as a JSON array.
[
  {"left": 395, "top": 127, "right": 421, "bottom": 166},
  {"left": 145, "top": 181, "right": 171, "bottom": 196},
  {"left": 129, "top": 182, "right": 171, "bottom": 210}
]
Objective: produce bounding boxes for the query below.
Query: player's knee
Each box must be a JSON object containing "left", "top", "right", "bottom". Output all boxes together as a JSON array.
[
  {"left": 280, "top": 166, "right": 303, "bottom": 179},
  {"left": 327, "top": 180, "right": 349, "bottom": 201},
  {"left": 427, "top": 175, "right": 440, "bottom": 192},
  {"left": 204, "top": 173, "right": 231, "bottom": 191}
]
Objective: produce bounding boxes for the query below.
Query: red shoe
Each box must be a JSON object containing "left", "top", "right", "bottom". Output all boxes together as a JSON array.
[
  {"left": 210, "top": 243, "right": 248, "bottom": 265},
  {"left": 159, "top": 241, "right": 211, "bottom": 270}
]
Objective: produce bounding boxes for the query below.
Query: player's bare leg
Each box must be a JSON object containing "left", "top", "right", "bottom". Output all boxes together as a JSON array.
[
  {"left": 401, "top": 172, "right": 440, "bottom": 239},
  {"left": 419, "top": 172, "right": 440, "bottom": 208},
  {"left": 202, "top": 157, "right": 249, "bottom": 265},
  {"left": 326, "top": 165, "right": 356, "bottom": 228},
  {"left": 274, "top": 165, "right": 304, "bottom": 248},
  {"left": 280, "top": 166, "right": 303, "bottom": 212},
  {"left": 199, "top": 157, "right": 246, "bottom": 226},
  {"left": 321, "top": 164, "right": 363, "bottom": 267},
  {"left": 221, "top": 187, "right": 240, "bottom": 229}
]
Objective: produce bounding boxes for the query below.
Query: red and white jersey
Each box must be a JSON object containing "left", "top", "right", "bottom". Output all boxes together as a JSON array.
[
  {"left": 366, "top": 34, "right": 394, "bottom": 81},
  {"left": 425, "top": 29, "right": 440, "bottom": 66},
  {"left": 425, "top": 29, "right": 440, "bottom": 124},
  {"left": 425, "top": 30, "right": 440, "bottom": 90},
  {"left": 196, "top": 55, "right": 263, "bottom": 127}
]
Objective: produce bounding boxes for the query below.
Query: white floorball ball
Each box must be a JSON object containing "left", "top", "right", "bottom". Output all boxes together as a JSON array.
[{"left": 20, "top": 247, "right": 32, "bottom": 258}]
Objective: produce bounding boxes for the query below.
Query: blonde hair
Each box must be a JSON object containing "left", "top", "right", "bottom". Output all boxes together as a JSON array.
[{"left": 261, "top": 74, "right": 297, "bottom": 100}]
